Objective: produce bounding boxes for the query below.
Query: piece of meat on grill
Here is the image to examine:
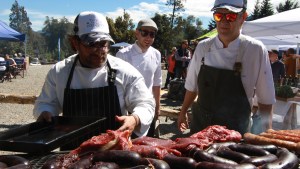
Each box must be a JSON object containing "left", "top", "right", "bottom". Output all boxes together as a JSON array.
[
  {"left": 190, "top": 125, "right": 242, "bottom": 142},
  {"left": 132, "top": 136, "right": 176, "bottom": 147},
  {"left": 171, "top": 137, "right": 213, "bottom": 154},
  {"left": 130, "top": 144, "right": 182, "bottom": 159},
  {"left": 70, "top": 130, "right": 132, "bottom": 155}
]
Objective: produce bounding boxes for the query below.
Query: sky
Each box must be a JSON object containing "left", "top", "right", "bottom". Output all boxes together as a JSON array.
[{"left": 0, "top": 0, "right": 285, "bottom": 32}]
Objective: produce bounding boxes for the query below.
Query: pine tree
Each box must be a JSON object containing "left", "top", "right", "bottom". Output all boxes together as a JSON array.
[
  {"left": 166, "top": 0, "right": 186, "bottom": 28},
  {"left": 277, "top": 0, "right": 299, "bottom": 12},
  {"left": 248, "top": 0, "right": 261, "bottom": 21},
  {"left": 259, "top": 0, "right": 274, "bottom": 18}
]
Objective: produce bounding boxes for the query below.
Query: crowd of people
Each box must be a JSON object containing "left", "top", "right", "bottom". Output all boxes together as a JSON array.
[
  {"left": 269, "top": 48, "right": 300, "bottom": 87},
  {"left": 31, "top": 0, "right": 299, "bottom": 151}
]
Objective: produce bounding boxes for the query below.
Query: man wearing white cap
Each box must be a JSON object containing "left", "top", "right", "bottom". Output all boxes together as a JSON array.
[
  {"left": 178, "top": 0, "right": 276, "bottom": 135},
  {"left": 33, "top": 11, "right": 155, "bottom": 149},
  {"left": 116, "top": 18, "right": 162, "bottom": 137}
]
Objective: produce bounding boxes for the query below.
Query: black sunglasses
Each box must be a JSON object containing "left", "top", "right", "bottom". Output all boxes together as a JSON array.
[
  {"left": 139, "top": 29, "right": 156, "bottom": 38},
  {"left": 80, "top": 41, "right": 109, "bottom": 49}
]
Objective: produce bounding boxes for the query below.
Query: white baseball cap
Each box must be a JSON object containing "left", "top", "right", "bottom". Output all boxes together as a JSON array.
[
  {"left": 211, "top": 0, "right": 247, "bottom": 13},
  {"left": 74, "top": 11, "right": 114, "bottom": 43}
]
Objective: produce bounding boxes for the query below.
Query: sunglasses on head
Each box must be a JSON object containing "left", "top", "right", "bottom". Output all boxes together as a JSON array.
[
  {"left": 213, "top": 12, "right": 240, "bottom": 22},
  {"left": 139, "top": 29, "right": 156, "bottom": 38}
]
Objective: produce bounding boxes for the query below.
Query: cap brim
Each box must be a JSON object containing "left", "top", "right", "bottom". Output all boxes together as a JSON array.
[
  {"left": 80, "top": 33, "right": 115, "bottom": 44},
  {"left": 211, "top": 5, "right": 243, "bottom": 13}
]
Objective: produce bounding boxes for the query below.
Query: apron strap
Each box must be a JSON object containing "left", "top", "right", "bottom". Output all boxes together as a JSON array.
[
  {"left": 234, "top": 35, "right": 249, "bottom": 75},
  {"left": 106, "top": 60, "right": 117, "bottom": 86},
  {"left": 66, "top": 55, "right": 79, "bottom": 90}
]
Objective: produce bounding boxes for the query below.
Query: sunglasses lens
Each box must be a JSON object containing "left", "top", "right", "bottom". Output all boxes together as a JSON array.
[
  {"left": 226, "top": 13, "right": 238, "bottom": 22},
  {"left": 213, "top": 13, "right": 223, "bottom": 22},
  {"left": 213, "top": 13, "right": 238, "bottom": 22},
  {"left": 139, "top": 30, "right": 155, "bottom": 38}
]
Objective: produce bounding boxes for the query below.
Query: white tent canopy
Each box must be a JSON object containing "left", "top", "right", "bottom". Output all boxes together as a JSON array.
[{"left": 242, "top": 8, "right": 300, "bottom": 53}]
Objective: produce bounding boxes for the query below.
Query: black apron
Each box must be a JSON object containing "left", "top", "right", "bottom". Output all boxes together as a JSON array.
[
  {"left": 191, "top": 39, "right": 251, "bottom": 135},
  {"left": 61, "top": 56, "right": 122, "bottom": 150}
]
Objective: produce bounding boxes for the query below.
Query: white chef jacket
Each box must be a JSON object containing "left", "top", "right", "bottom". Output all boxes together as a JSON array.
[
  {"left": 33, "top": 54, "right": 155, "bottom": 136},
  {"left": 116, "top": 42, "right": 162, "bottom": 90},
  {"left": 185, "top": 35, "right": 276, "bottom": 107}
]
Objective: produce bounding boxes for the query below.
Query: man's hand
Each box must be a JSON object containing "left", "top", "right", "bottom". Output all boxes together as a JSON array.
[
  {"left": 37, "top": 111, "right": 52, "bottom": 122},
  {"left": 177, "top": 111, "right": 189, "bottom": 132},
  {"left": 115, "top": 115, "right": 139, "bottom": 134}
]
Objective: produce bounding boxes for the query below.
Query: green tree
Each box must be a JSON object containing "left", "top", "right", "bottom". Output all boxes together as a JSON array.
[
  {"left": 166, "top": 0, "right": 186, "bottom": 28},
  {"left": 259, "top": 0, "right": 274, "bottom": 18},
  {"left": 107, "top": 11, "right": 135, "bottom": 44},
  {"left": 42, "top": 16, "right": 73, "bottom": 61},
  {"left": 277, "top": 0, "right": 299, "bottom": 12},
  {"left": 248, "top": 0, "right": 261, "bottom": 21},
  {"left": 207, "top": 19, "right": 216, "bottom": 31}
]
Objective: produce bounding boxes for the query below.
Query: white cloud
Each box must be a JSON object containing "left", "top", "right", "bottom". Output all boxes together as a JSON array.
[{"left": 2, "top": 0, "right": 289, "bottom": 31}]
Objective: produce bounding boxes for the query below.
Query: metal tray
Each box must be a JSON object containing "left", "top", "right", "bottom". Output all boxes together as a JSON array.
[{"left": 0, "top": 116, "right": 106, "bottom": 154}]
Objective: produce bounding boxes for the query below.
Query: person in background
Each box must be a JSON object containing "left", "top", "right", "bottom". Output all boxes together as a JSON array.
[
  {"left": 284, "top": 48, "right": 297, "bottom": 77},
  {"left": 177, "top": 0, "right": 275, "bottom": 135},
  {"left": 4, "top": 54, "right": 16, "bottom": 78},
  {"left": 174, "top": 39, "right": 191, "bottom": 79},
  {"left": 33, "top": 11, "right": 155, "bottom": 150},
  {"left": 0, "top": 55, "right": 6, "bottom": 71},
  {"left": 163, "top": 47, "right": 177, "bottom": 89},
  {"left": 116, "top": 18, "right": 162, "bottom": 138},
  {"left": 268, "top": 49, "right": 285, "bottom": 84}
]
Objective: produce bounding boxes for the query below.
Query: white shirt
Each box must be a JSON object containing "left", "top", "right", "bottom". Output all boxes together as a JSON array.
[
  {"left": 0, "top": 57, "right": 6, "bottom": 71},
  {"left": 116, "top": 42, "right": 162, "bottom": 90},
  {"left": 185, "top": 35, "right": 276, "bottom": 107},
  {"left": 33, "top": 54, "right": 155, "bottom": 136}
]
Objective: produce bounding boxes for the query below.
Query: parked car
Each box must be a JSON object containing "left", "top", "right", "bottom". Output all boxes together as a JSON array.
[{"left": 30, "top": 58, "right": 41, "bottom": 66}]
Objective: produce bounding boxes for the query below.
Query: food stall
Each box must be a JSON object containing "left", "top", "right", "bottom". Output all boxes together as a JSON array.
[{"left": 1, "top": 123, "right": 300, "bottom": 169}]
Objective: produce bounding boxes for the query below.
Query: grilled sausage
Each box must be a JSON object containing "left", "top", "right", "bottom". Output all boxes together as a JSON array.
[
  {"left": 209, "top": 142, "right": 237, "bottom": 150},
  {"left": 68, "top": 153, "right": 93, "bottom": 169},
  {"left": 216, "top": 146, "right": 250, "bottom": 163},
  {"left": 93, "top": 150, "right": 142, "bottom": 167},
  {"left": 196, "top": 161, "right": 256, "bottom": 169},
  {"left": 228, "top": 143, "right": 270, "bottom": 156},
  {"left": 162, "top": 154, "right": 197, "bottom": 169},
  {"left": 240, "top": 154, "right": 278, "bottom": 166},
  {"left": 260, "top": 148, "right": 299, "bottom": 169},
  {"left": 90, "top": 162, "right": 120, "bottom": 169},
  {"left": 193, "top": 149, "right": 237, "bottom": 165},
  {"left": 142, "top": 158, "right": 170, "bottom": 169},
  {"left": 243, "top": 132, "right": 300, "bottom": 154},
  {"left": 0, "top": 155, "right": 30, "bottom": 168},
  {"left": 248, "top": 144, "right": 278, "bottom": 154}
]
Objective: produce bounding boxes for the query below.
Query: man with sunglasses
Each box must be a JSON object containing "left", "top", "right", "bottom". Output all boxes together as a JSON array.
[
  {"left": 116, "top": 18, "right": 162, "bottom": 138},
  {"left": 33, "top": 11, "right": 155, "bottom": 149},
  {"left": 177, "top": 0, "right": 276, "bottom": 136}
]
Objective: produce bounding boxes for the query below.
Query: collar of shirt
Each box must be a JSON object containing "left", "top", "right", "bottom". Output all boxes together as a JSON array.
[
  {"left": 133, "top": 41, "right": 148, "bottom": 54},
  {"left": 216, "top": 35, "right": 241, "bottom": 49}
]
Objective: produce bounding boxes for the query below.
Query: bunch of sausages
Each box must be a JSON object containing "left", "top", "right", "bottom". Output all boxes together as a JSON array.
[
  {"left": 244, "top": 129, "right": 300, "bottom": 154},
  {"left": 41, "top": 142, "right": 299, "bottom": 169},
  {"left": 0, "top": 155, "right": 31, "bottom": 169}
]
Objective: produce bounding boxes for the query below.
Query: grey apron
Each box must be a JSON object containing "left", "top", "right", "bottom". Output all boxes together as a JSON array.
[
  {"left": 62, "top": 56, "right": 122, "bottom": 150},
  {"left": 191, "top": 38, "right": 251, "bottom": 135}
]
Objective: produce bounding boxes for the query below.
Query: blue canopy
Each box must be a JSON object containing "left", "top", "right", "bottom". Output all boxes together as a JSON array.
[{"left": 0, "top": 20, "right": 25, "bottom": 42}]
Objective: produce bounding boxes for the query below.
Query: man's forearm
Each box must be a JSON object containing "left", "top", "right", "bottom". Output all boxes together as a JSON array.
[{"left": 257, "top": 103, "right": 273, "bottom": 129}]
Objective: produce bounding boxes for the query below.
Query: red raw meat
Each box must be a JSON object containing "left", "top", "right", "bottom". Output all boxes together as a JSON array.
[
  {"left": 172, "top": 137, "right": 213, "bottom": 153},
  {"left": 190, "top": 125, "right": 242, "bottom": 142},
  {"left": 71, "top": 130, "right": 132, "bottom": 155},
  {"left": 130, "top": 144, "right": 181, "bottom": 159},
  {"left": 132, "top": 136, "right": 176, "bottom": 147}
]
